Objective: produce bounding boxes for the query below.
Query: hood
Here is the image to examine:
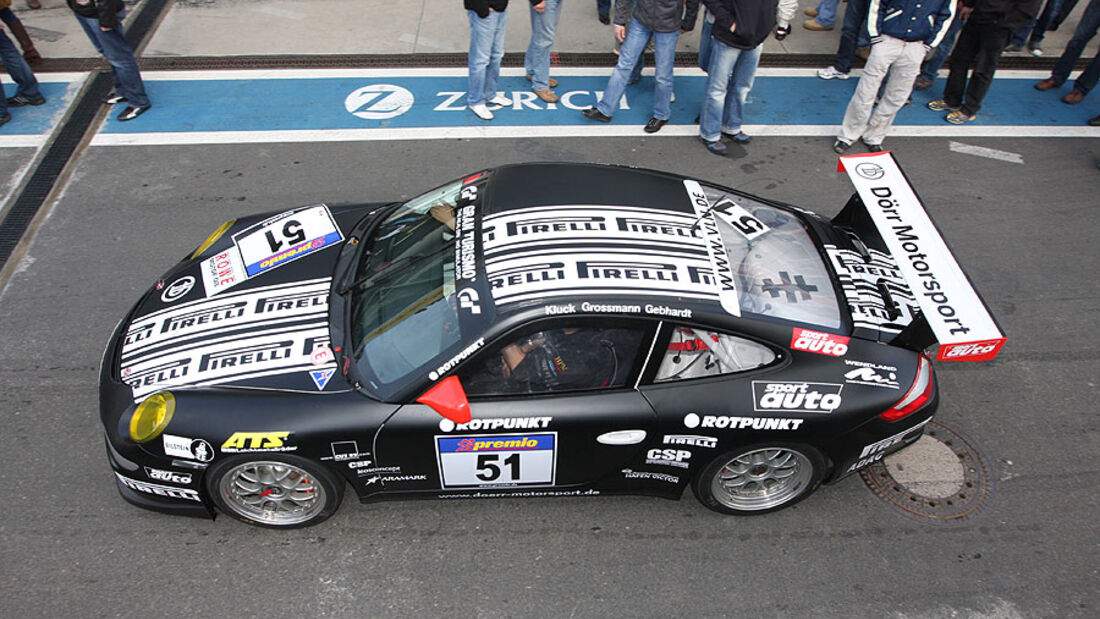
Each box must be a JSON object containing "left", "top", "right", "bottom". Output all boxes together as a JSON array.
[{"left": 117, "top": 203, "right": 372, "bottom": 401}]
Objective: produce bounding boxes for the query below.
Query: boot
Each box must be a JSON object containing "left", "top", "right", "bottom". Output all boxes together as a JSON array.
[{"left": 8, "top": 20, "right": 42, "bottom": 65}]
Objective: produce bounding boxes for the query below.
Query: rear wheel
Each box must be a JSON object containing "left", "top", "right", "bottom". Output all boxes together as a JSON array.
[
  {"left": 206, "top": 454, "right": 343, "bottom": 528},
  {"left": 694, "top": 444, "right": 825, "bottom": 515}
]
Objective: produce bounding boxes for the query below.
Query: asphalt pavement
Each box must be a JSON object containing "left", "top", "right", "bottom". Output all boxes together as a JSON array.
[{"left": 0, "top": 1, "right": 1097, "bottom": 618}]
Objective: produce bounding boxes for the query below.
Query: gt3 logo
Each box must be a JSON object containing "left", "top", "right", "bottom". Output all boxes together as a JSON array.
[{"left": 221, "top": 431, "right": 291, "bottom": 451}]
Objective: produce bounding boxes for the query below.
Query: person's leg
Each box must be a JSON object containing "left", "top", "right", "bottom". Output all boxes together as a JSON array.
[
  {"left": 813, "top": 0, "right": 841, "bottom": 27},
  {"left": 0, "top": 29, "right": 41, "bottom": 99},
  {"left": 596, "top": 0, "right": 611, "bottom": 20},
  {"left": 700, "top": 39, "right": 737, "bottom": 142},
  {"left": 960, "top": 24, "right": 1010, "bottom": 115},
  {"left": 919, "top": 17, "right": 962, "bottom": 82},
  {"left": 942, "top": 21, "right": 979, "bottom": 108},
  {"left": 467, "top": 11, "right": 493, "bottom": 107},
  {"left": 1072, "top": 54, "right": 1100, "bottom": 94},
  {"left": 78, "top": 13, "right": 150, "bottom": 107},
  {"left": 721, "top": 43, "right": 762, "bottom": 135},
  {"left": 864, "top": 40, "right": 925, "bottom": 144},
  {"left": 839, "top": 38, "right": 898, "bottom": 143},
  {"left": 525, "top": 0, "right": 561, "bottom": 92},
  {"left": 484, "top": 10, "right": 508, "bottom": 103},
  {"left": 1008, "top": 20, "right": 1035, "bottom": 48},
  {"left": 1030, "top": 0, "right": 1066, "bottom": 46},
  {"left": 1053, "top": 0, "right": 1100, "bottom": 84},
  {"left": 650, "top": 29, "right": 679, "bottom": 121},
  {"left": 833, "top": 0, "right": 871, "bottom": 73},
  {"left": 698, "top": 16, "right": 713, "bottom": 72},
  {"left": 597, "top": 20, "right": 648, "bottom": 116}
]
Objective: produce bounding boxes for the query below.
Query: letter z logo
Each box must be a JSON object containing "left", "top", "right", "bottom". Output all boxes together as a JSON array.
[{"left": 345, "top": 84, "right": 415, "bottom": 119}]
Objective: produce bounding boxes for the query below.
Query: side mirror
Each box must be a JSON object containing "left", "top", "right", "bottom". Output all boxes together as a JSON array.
[{"left": 416, "top": 376, "right": 472, "bottom": 424}]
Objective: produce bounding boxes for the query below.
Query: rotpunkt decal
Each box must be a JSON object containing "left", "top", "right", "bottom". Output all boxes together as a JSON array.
[{"left": 345, "top": 84, "right": 415, "bottom": 120}]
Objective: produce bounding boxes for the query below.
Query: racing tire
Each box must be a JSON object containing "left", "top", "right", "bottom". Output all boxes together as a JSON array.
[
  {"left": 206, "top": 454, "right": 343, "bottom": 529},
  {"left": 693, "top": 443, "right": 825, "bottom": 515}
]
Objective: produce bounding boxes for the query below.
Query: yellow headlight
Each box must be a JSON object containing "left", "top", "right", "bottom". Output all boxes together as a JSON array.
[
  {"left": 129, "top": 392, "right": 176, "bottom": 443},
  {"left": 189, "top": 219, "right": 236, "bottom": 259}
]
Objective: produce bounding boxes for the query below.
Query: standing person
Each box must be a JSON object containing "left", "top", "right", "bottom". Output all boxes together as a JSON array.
[
  {"left": 581, "top": 0, "right": 700, "bottom": 133},
  {"left": 1004, "top": 0, "right": 1066, "bottom": 55},
  {"left": 526, "top": 1, "right": 563, "bottom": 103},
  {"left": 698, "top": 0, "right": 777, "bottom": 155},
  {"left": 915, "top": 2, "right": 965, "bottom": 90},
  {"left": 926, "top": 0, "right": 1041, "bottom": 123},
  {"left": 1033, "top": 0, "right": 1100, "bottom": 103},
  {"left": 67, "top": 0, "right": 151, "bottom": 121},
  {"left": 0, "top": 0, "right": 42, "bottom": 64},
  {"left": 834, "top": 0, "right": 956, "bottom": 153},
  {"left": 0, "top": 22, "right": 45, "bottom": 125},
  {"left": 776, "top": 0, "right": 797, "bottom": 39},
  {"left": 466, "top": 0, "right": 512, "bottom": 120}
]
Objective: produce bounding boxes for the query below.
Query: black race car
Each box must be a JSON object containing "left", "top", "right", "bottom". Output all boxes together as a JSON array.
[{"left": 101, "top": 154, "right": 1006, "bottom": 528}]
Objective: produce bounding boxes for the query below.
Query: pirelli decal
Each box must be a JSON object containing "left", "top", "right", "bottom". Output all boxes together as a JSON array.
[
  {"left": 481, "top": 204, "right": 736, "bottom": 309},
  {"left": 120, "top": 279, "right": 336, "bottom": 399}
]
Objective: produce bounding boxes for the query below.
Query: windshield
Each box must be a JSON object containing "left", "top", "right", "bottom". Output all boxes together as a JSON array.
[
  {"left": 349, "top": 180, "right": 467, "bottom": 397},
  {"left": 699, "top": 184, "right": 841, "bottom": 329}
]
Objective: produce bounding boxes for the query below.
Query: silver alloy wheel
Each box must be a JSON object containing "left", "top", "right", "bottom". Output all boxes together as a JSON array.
[
  {"left": 711, "top": 447, "right": 813, "bottom": 511},
  {"left": 218, "top": 460, "right": 326, "bottom": 526}
]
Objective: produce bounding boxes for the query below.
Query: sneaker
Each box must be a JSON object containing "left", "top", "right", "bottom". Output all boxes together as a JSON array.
[
  {"left": 487, "top": 94, "right": 512, "bottom": 108},
  {"left": 722, "top": 131, "right": 751, "bottom": 144},
  {"left": 945, "top": 109, "right": 976, "bottom": 124},
  {"left": 103, "top": 92, "right": 129, "bottom": 104},
  {"left": 804, "top": 7, "right": 819, "bottom": 17},
  {"left": 470, "top": 103, "right": 493, "bottom": 120},
  {"left": 1028, "top": 43, "right": 1043, "bottom": 56},
  {"left": 818, "top": 66, "right": 850, "bottom": 80},
  {"left": 927, "top": 99, "right": 958, "bottom": 111},
  {"left": 526, "top": 75, "right": 558, "bottom": 88},
  {"left": 914, "top": 76, "right": 934, "bottom": 91},
  {"left": 117, "top": 104, "right": 151, "bottom": 121},
  {"left": 700, "top": 137, "right": 728, "bottom": 156},
  {"left": 861, "top": 137, "right": 883, "bottom": 152},
  {"left": 533, "top": 88, "right": 559, "bottom": 103},
  {"left": 582, "top": 107, "right": 612, "bottom": 122},
  {"left": 7, "top": 93, "right": 46, "bottom": 107},
  {"left": 1003, "top": 44, "right": 1023, "bottom": 54},
  {"left": 833, "top": 139, "right": 851, "bottom": 154},
  {"left": 775, "top": 24, "right": 791, "bottom": 41},
  {"left": 804, "top": 19, "right": 833, "bottom": 31}
]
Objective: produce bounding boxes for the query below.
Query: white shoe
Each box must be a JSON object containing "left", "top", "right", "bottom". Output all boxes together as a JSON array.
[
  {"left": 470, "top": 103, "right": 493, "bottom": 120},
  {"left": 488, "top": 94, "right": 512, "bottom": 108},
  {"left": 817, "top": 66, "right": 850, "bottom": 80}
]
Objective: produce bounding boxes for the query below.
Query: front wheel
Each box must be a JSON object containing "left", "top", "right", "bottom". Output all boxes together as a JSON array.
[
  {"left": 206, "top": 454, "right": 343, "bottom": 528},
  {"left": 693, "top": 444, "right": 825, "bottom": 515}
]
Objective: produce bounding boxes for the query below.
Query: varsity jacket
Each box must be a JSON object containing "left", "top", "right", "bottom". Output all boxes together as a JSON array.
[
  {"left": 615, "top": 0, "right": 702, "bottom": 33},
  {"left": 868, "top": 0, "right": 957, "bottom": 47},
  {"left": 701, "top": 0, "right": 778, "bottom": 49}
]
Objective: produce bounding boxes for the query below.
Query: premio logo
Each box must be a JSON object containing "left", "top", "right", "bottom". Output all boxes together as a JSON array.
[{"left": 345, "top": 84, "right": 415, "bottom": 119}]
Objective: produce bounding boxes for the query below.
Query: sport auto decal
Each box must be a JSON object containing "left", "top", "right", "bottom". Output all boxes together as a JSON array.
[
  {"left": 826, "top": 245, "right": 918, "bottom": 333},
  {"left": 683, "top": 413, "right": 805, "bottom": 431},
  {"left": 435, "top": 433, "right": 556, "bottom": 488},
  {"left": 117, "top": 473, "right": 201, "bottom": 502},
  {"left": 752, "top": 381, "right": 844, "bottom": 413},
  {"left": 221, "top": 431, "right": 296, "bottom": 453},
  {"left": 790, "top": 327, "right": 850, "bottom": 357},
  {"left": 144, "top": 467, "right": 193, "bottom": 485}
]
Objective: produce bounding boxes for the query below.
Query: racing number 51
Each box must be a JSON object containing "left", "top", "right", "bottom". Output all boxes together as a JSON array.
[
  {"left": 265, "top": 219, "right": 306, "bottom": 253},
  {"left": 475, "top": 453, "right": 520, "bottom": 482}
]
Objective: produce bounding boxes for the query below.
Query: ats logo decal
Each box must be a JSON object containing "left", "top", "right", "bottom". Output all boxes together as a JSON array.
[
  {"left": 791, "top": 328, "right": 850, "bottom": 357},
  {"left": 221, "top": 431, "right": 296, "bottom": 453},
  {"left": 752, "top": 382, "right": 844, "bottom": 413}
]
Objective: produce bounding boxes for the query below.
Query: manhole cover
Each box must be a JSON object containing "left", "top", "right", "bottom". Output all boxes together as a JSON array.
[{"left": 860, "top": 420, "right": 993, "bottom": 525}]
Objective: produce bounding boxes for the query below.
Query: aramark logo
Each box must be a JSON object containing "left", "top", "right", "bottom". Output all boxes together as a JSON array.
[{"left": 345, "top": 84, "right": 415, "bottom": 119}]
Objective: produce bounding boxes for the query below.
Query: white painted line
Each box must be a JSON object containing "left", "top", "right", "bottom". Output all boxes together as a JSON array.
[
  {"left": 89, "top": 124, "right": 1100, "bottom": 146},
  {"left": 948, "top": 141, "right": 1025, "bottom": 164},
  {"left": 0, "top": 72, "right": 88, "bottom": 84},
  {"left": 0, "top": 135, "right": 49, "bottom": 148}
]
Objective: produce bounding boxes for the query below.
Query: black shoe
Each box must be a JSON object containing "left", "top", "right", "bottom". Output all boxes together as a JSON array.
[
  {"left": 582, "top": 107, "right": 612, "bottom": 122},
  {"left": 644, "top": 117, "right": 667, "bottom": 133},
  {"left": 832, "top": 139, "right": 851, "bottom": 154},
  {"left": 6, "top": 93, "right": 45, "bottom": 107},
  {"left": 103, "top": 92, "right": 128, "bottom": 104},
  {"left": 0, "top": 112, "right": 11, "bottom": 127},
  {"left": 118, "top": 104, "right": 151, "bottom": 122},
  {"left": 861, "top": 137, "right": 883, "bottom": 152},
  {"left": 598, "top": 13, "right": 610, "bottom": 25},
  {"left": 775, "top": 24, "right": 791, "bottom": 41},
  {"left": 1089, "top": 115, "right": 1100, "bottom": 127}
]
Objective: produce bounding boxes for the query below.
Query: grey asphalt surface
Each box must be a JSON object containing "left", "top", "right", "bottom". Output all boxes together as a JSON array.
[{"left": 0, "top": 134, "right": 1096, "bottom": 617}]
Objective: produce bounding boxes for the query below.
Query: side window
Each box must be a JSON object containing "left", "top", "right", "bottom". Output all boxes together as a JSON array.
[
  {"left": 654, "top": 326, "right": 775, "bottom": 383},
  {"left": 460, "top": 324, "right": 646, "bottom": 397}
]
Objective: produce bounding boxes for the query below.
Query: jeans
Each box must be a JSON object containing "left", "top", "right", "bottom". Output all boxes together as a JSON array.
[
  {"left": 834, "top": 0, "right": 872, "bottom": 73},
  {"left": 525, "top": 0, "right": 563, "bottom": 91},
  {"left": 1010, "top": 0, "right": 1066, "bottom": 46},
  {"left": 840, "top": 36, "right": 926, "bottom": 144},
  {"left": 0, "top": 29, "right": 41, "bottom": 114},
  {"left": 698, "top": 14, "right": 714, "bottom": 72},
  {"left": 597, "top": 19, "right": 679, "bottom": 119},
  {"left": 75, "top": 13, "right": 150, "bottom": 108},
  {"left": 944, "top": 20, "right": 1011, "bottom": 115},
  {"left": 814, "top": 0, "right": 842, "bottom": 27},
  {"left": 1051, "top": 0, "right": 1100, "bottom": 94},
  {"left": 467, "top": 9, "right": 508, "bottom": 107},
  {"left": 597, "top": 0, "right": 611, "bottom": 16},
  {"left": 919, "top": 16, "right": 963, "bottom": 82},
  {"left": 699, "top": 38, "right": 763, "bottom": 141}
]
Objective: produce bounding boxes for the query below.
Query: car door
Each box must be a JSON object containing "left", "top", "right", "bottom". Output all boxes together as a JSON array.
[{"left": 370, "top": 317, "right": 659, "bottom": 496}]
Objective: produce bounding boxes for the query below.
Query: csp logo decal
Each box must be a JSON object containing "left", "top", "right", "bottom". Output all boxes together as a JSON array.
[{"left": 345, "top": 84, "right": 415, "bottom": 119}]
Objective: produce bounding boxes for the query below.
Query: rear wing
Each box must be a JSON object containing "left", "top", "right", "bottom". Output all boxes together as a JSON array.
[{"left": 834, "top": 152, "right": 1006, "bottom": 362}]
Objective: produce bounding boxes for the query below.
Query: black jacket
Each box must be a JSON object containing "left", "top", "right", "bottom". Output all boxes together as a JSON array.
[
  {"left": 702, "top": 0, "right": 778, "bottom": 49},
  {"left": 964, "top": 0, "right": 1043, "bottom": 32},
  {"left": 67, "top": 0, "right": 125, "bottom": 29},
  {"left": 464, "top": 0, "right": 511, "bottom": 19}
]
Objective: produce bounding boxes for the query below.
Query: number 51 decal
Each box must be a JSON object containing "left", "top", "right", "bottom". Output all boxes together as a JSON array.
[
  {"left": 436, "top": 433, "right": 556, "bottom": 488},
  {"left": 233, "top": 204, "right": 344, "bottom": 277}
]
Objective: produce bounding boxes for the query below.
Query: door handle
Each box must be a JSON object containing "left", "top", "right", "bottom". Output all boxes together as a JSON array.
[{"left": 596, "top": 430, "right": 647, "bottom": 445}]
